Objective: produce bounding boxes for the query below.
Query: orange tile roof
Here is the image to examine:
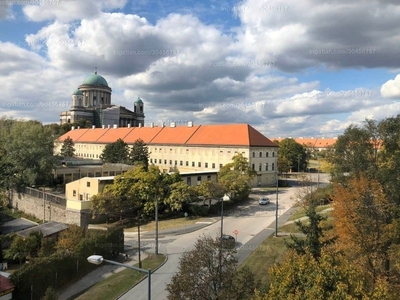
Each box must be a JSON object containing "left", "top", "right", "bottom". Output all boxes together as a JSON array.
[
  {"left": 151, "top": 125, "right": 201, "bottom": 144},
  {"left": 186, "top": 124, "right": 276, "bottom": 146},
  {"left": 96, "top": 127, "right": 134, "bottom": 143},
  {"left": 57, "top": 128, "right": 90, "bottom": 142},
  {"left": 124, "top": 127, "right": 164, "bottom": 143},
  {"left": 272, "top": 137, "right": 337, "bottom": 148},
  {"left": 58, "top": 124, "right": 277, "bottom": 147}
]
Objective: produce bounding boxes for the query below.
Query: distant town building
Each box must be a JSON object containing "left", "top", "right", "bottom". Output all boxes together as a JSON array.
[
  {"left": 60, "top": 70, "right": 145, "bottom": 128},
  {"left": 55, "top": 123, "right": 279, "bottom": 187},
  {"left": 272, "top": 137, "right": 337, "bottom": 151}
]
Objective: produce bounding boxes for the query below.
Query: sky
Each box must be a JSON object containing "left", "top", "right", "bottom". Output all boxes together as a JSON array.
[{"left": 1, "top": 0, "right": 400, "bottom": 138}]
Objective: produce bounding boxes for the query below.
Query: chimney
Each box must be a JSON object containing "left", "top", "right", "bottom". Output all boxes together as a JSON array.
[
  {"left": 127, "top": 123, "right": 131, "bottom": 128},
  {"left": 170, "top": 122, "right": 176, "bottom": 128},
  {"left": 102, "top": 125, "right": 105, "bottom": 129},
  {"left": 92, "top": 125, "right": 95, "bottom": 129},
  {"left": 150, "top": 122, "right": 154, "bottom": 128},
  {"left": 71, "top": 126, "right": 75, "bottom": 130},
  {"left": 139, "top": 123, "right": 142, "bottom": 128},
  {"left": 108, "top": 124, "right": 110, "bottom": 129},
  {"left": 113, "top": 124, "right": 117, "bottom": 129},
  {"left": 188, "top": 121, "right": 193, "bottom": 127},
  {"left": 77, "top": 126, "right": 80, "bottom": 129}
]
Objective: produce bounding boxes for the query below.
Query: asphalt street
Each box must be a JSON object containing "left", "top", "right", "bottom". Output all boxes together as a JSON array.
[{"left": 118, "top": 173, "right": 330, "bottom": 300}]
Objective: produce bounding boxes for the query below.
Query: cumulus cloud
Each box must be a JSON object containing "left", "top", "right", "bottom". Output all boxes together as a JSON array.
[
  {"left": 23, "top": 0, "right": 128, "bottom": 22},
  {"left": 381, "top": 74, "right": 400, "bottom": 99},
  {"left": 235, "top": 0, "right": 400, "bottom": 71}
]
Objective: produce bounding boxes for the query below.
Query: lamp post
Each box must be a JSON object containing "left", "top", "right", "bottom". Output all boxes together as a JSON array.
[
  {"left": 275, "top": 153, "right": 279, "bottom": 237},
  {"left": 219, "top": 196, "right": 224, "bottom": 289},
  {"left": 155, "top": 194, "right": 159, "bottom": 255},
  {"left": 87, "top": 255, "right": 151, "bottom": 300}
]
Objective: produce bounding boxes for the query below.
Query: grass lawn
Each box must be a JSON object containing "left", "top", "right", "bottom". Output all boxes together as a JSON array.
[
  {"left": 124, "top": 216, "right": 212, "bottom": 232},
  {"left": 74, "top": 254, "right": 166, "bottom": 300},
  {"left": 239, "top": 234, "right": 294, "bottom": 285},
  {"left": 287, "top": 204, "right": 331, "bottom": 221}
]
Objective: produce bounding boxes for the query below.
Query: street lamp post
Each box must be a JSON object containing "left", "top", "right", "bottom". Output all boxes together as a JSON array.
[
  {"left": 275, "top": 154, "right": 279, "bottom": 237},
  {"left": 87, "top": 255, "right": 151, "bottom": 300},
  {"left": 155, "top": 195, "right": 159, "bottom": 255}
]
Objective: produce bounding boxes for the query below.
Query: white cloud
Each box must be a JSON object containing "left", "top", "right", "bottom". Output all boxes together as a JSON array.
[{"left": 381, "top": 74, "right": 400, "bottom": 99}]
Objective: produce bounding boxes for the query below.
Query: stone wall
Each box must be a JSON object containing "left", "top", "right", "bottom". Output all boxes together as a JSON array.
[{"left": 9, "top": 190, "right": 91, "bottom": 227}]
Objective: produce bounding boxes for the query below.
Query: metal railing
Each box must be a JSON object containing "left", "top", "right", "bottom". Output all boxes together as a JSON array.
[{"left": 22, "top": 187, "right": 66, "bottom": 207}]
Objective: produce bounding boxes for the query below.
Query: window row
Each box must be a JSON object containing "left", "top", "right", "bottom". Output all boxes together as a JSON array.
[
  {"left": 252, "top": 151, "right": 276, "bottom": 158},
  {"left": 149, "top": 159, "right": 223, "bottom": 169},
  {"left": 251, "top": 162, "right": 275, "bottom": 171}
]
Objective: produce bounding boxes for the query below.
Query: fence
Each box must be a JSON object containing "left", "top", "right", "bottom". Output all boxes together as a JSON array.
[{"left": 22, "top": 187, "right": 66, "bottom": 208}]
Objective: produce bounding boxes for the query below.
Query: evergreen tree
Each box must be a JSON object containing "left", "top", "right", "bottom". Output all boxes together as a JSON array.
[
  {"left": 99, "top": 138, "right": 129, "bottom": 163},
  {"left": 129, "top": 138, "right": 149, "bottom": 170},
  {"left": 60, "top": 136, "right": 75, "bottom": 157}
]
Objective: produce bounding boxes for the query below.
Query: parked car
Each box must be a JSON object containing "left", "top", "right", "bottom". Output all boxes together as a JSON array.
[
  {"left": 220, "top": 235, "right": 236, "bottom": 250},
  {"left": 258, "top": 197, "right": 270, "bottom": 205}
]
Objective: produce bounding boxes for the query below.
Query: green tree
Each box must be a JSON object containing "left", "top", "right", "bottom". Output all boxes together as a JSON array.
[
  {"left": 277, "top": 138, "right": 309, "bottom": 172},
  {"left": 41, "top": 286, "right": 58, "bottom": 300},
  {"left": 60, "top": 136, "right": 75, "bottom": 157},
  {"left": 285, "top": 198, "right": 335, "bottom": 260},
  {"left": 129, "top": 138, "right": 150, "bottom": 170},
  {"left": 219, "top": 153, "right": 256, "bottom": 201},
  {"left": 6, "top": 236, "right": 28, "bottom": 265},
  {"left": 99, "top": 138, "right": 130, "bottom": 163},
  {"left": 55, "top": 225, "right": 86, "bottom": 253},
  {"left": 166, "top": 235, "right": 255, "bottom": 300},
  {"left": 0, "top": 119, "right": 56, "bottom": 188},
  {"left": 196, "top": 180, "right": 225, "bottom": 206}
]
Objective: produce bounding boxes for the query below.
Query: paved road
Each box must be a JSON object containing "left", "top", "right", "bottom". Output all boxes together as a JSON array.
[{"left": 118, "top": 181, "right": 313, "bottom": 300}]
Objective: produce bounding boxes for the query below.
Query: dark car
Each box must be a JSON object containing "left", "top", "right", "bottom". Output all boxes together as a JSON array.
[{"left": 220, "top": 235, "right": 236, "bottom": 250}]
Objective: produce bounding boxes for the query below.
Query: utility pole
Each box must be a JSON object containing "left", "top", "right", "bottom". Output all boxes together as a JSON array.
[{"left": 138, "top": 210, "right": 142, "bottom": 268}]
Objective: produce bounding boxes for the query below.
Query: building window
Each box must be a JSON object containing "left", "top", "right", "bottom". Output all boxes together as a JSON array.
[
  {"left": 79, "top": 194, "right": 83, "bottom": 201},
  {"left": 266, "top": 152, "right": 269, "bottom": 157},
  {"left": 159, "top": 159, "right": 161, "bottom": 163},
  {"left": 175, "top": 160, "right": 177, "bottom": 166},
  {"left": 197, "top": 176, "right": 201, "bottom": 185},
  {"left": 170, "top": 160, "right": 172, "bottom": 165},
  {"left": 212, "top": 163, "right": 215, "bottom": 169},
  {"left": 272, "top": 163, "right": 275, "bottom": 170},
  {"left": 219, "top": 164, "right": 223, "bottom": 168},
  {"left": 186, "top": 161, "right": 189, "bottom": 166},
  {"left": 272, "top": 152, "right": 275, "bottom": 157},
  {"left": 198, "top": 162, "right": 201, "bottom": 167},
  {"left": 259, "top": 163, "right": 262, "bottom": 171},
  {"left": 252, "top": 164, "right": 255, "bottom": 170},
  {"left": 207, "top": 175, "right": 211, "bottom": 180},
  {"left": 187, "top": 177, "right": 191, "bottom": 185},
  {"left": 150, "top": 158, "right": 153, "bottom": 163},
  {"left": 164, "top": 160, "right": 167, "bottom": 164},
  {"left": 265, "top": 163, "right": 268, "bottom": 171},
  {"left": 73, "top": 190, "right": 76, "bottom": 197},
  {"left": 252, "top": 152, "right": 255, "bottom": 157},
  {"left": 205, "top": 162, "right": 208, "bottom": 168},
  {"left": 192, "top": 162, "right": 195, "bottom": 167},
  {"left": 87, "top": 182, "right": 90, "bottom": 187},
  {"left": 180, "top": 161, "right": 183, "bottom": 166},
  {"left": 259, "top": 152, "right": 262, "bottom": 157}
]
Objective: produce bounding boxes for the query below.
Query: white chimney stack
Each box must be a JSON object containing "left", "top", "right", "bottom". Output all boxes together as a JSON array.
[
  {"left": 188, "top": 121, "right": 193, "bottom": 127},
  {"left": 113, "top": 124, "right": 117, "bottom": 129}
]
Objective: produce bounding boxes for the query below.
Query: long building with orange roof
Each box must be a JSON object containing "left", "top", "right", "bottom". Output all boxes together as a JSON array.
[
  {"left": 272, "top": 137, "right": 337, "bottom": 151},
  {"left": 55, "top": 123, "right": 279, "bottom": 186}
]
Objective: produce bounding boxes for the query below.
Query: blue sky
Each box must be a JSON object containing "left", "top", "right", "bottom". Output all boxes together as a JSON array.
[{"left": 1, "top": 0, "right": 400, "bottom": 137}]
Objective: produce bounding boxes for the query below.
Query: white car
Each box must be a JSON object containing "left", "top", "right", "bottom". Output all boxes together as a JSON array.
[{"left": 258, "top": 197, "right": 270, "bottom": 205}]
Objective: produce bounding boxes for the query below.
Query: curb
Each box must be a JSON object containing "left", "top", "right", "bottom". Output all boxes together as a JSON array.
[{"left": 116, "top": 252, "right": 169, "bottom": 299}]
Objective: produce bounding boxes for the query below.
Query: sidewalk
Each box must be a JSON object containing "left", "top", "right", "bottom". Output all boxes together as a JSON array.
[
  {"left": 58, "top": 219, "right": 218, "bottom": 300},
  {"left": 58, "top": 250, "right": 148, "bottom": 300}
]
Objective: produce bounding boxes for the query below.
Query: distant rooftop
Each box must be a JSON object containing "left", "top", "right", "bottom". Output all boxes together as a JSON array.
[{"left": 17, "top": 221, "right": 69, "bottom": 238}]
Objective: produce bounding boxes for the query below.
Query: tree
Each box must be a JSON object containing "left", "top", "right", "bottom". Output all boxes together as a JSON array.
[
  {"left": 166, "top": 235, "right": 256, "bottom": 300},
  {"left": 55, "top": 225, "right": 86, "bottom": 253},
  {"left": 60, "top": 136, "right": 75, "bottom": 157},
  {"left": 332, "top": 174, "right": 399, "bottom": 288},
  {"left": 6, "top": 236, "right": 28, "bottom": 265},
  {"left": 196, "top": 180, "right": 225, "bottom": 206},
  {"left": 278, "top": 138, "right": 309, "bottom": 172},
  {"left": 129, "top": 138, "right": 150, "bottom": 170},
  {"left": 99, "top": 138, "right": 129, "bottom": 163},
  {"left": 219, "top": 153, "right": 256, "bottom": 201},
  {"left": 285, "top": 197, "right": 335, "bottom": 260},
  {"left": 0, "top": 119, "right": 57, "bottom": 188},
  {"left": 41, "top": 286, "right": 58, "bottom": 300}
]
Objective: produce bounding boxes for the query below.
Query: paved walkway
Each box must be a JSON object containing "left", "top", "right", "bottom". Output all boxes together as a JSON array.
[{"left": 58, "top": 250, "right": 148, "bottom": 300}]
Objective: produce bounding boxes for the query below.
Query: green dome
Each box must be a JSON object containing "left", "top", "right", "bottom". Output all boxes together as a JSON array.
[
  {"left": 82, "top": 72, "right": 108, "bottom": 87},
  {"left": 135, "top": 97, "right": 143, "bottom": 104},
  {"left": 72, "top": 88, "right": 83, "bottom": 96}
]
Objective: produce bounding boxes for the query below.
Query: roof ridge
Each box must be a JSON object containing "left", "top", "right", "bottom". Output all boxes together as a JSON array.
[{"left": 183, "top": 124, "right": 201, "bottom": 144}]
